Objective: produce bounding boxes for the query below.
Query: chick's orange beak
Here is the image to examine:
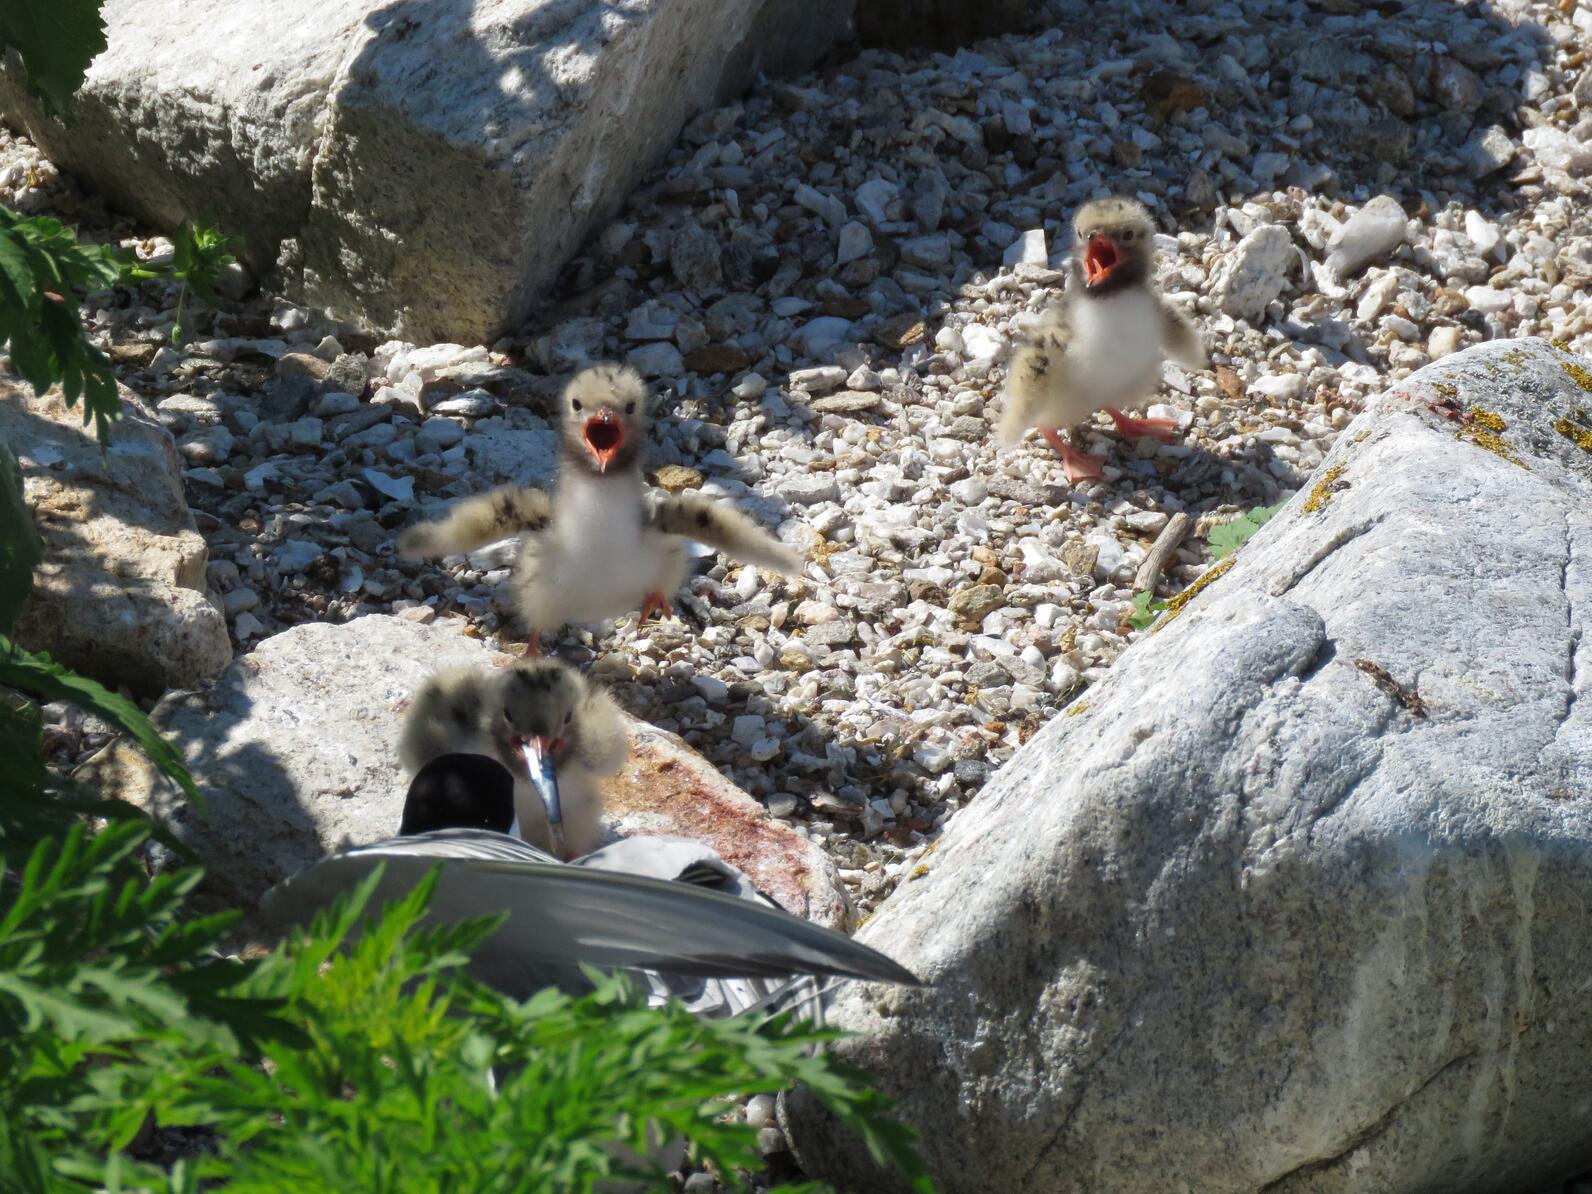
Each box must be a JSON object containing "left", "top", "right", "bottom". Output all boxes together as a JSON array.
[
  {"left": 582, "top": 407, "right": 624, "bottom": 473},
  {"left": 1083, "top": 232, "right": 1120, "bottom": 287}
]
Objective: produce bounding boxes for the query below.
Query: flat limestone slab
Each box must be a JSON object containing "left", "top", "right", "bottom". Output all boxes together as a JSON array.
[
  {"left": 81, "top": 615, "right": 847, "bottom": 927},
  {"left": 0, "top": 0, "right": 849, "bottom": 343},
  {"left": 1, "top": 380, "right": 229, "bottom": 694},
  {"left": 784, "top": 339, "right": 1592, "bottom": 1193}
]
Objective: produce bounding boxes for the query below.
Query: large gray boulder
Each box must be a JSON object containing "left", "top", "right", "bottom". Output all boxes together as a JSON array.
[
  {"left": 0, "top": 0, "right": 849, "bottom": 343},
  {"left": 82, "top": 614, "right": 849, "bottom": 927},
  {"left": 784, "top": 338, "right": 1592, "bottom": 1193},
  {"left": 1, "top": 380, "right": 230, "bottom": 695}
]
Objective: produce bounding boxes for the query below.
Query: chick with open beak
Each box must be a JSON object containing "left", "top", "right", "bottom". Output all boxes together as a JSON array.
[
  {"left": 1075, "top": 197, "right": 1153, "bottom": 294},
  {"left": 998, "top": 196, "right": 1207, "bottom": 483},
  {"left": 398, "top": 659, "right": 627, "bottom": 860},
  {"left": 579, "top": 404, "right": 626, "bottom": 474},
  {"left": 396, "top": 364, "right": 804, "bottom": 657}
]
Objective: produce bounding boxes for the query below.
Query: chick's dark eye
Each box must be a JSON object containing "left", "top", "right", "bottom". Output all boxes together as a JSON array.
[
  {"left": 625, "top": 401, "right": 635, "bottom": 414},
  {"left": 572, "top": 399, "right": 583, "bottom": 412},
  {"left": 564, "top": 710, "right": 573, "bottom": 724}
]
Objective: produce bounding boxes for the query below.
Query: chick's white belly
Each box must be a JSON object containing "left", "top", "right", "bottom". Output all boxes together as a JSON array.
[
  {"left": 1070, "top": 291, "right": 1165, "bottom": 411},
  {"left": 532, "top": 472, "right": 680, "bottom": 626},
  {"left": 546, "top": 532, "right": 677, "bottom": 623}
]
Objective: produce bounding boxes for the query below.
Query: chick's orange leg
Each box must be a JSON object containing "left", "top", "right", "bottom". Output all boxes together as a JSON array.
[
  {"left": 1105, "top": 406, "right": 1179, "bottom": 443},
  {"left": 1040, "top": 426, "right": 1105, "bottom": 484},
  {"left": 522, "top": 629, "right": 542, "bottom": 658},
  {"left": 638, "top": 591, "right": 674, "bottom": 624}
]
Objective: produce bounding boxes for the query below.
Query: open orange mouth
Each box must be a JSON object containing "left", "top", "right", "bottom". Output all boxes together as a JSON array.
[
  {"left": 1083, "top": 232, "right": 1120, "bottom": 287},
  {"left": 583, "top": 409, "right": 624, "bottom": 472}
]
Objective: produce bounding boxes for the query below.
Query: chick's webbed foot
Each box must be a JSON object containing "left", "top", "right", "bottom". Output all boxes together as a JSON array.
[
  {"left": 1105, "top": 407, "right": 1179, "bottom": 443},
  {"left": 1040, "top": 427, "right": 1105, "bottom": 483}
]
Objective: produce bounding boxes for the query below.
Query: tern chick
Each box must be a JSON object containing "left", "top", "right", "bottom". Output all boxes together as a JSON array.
[
  {"left": 398, "top": 659, "right": 626, "bottom": 859},
  {"left": 999, "top": 196, "right": 1207, "bottom": 483},
  {"left": 398, "top": 364, "right": 803, "bottom": 653}
]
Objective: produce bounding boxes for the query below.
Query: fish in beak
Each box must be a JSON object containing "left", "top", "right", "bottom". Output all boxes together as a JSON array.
[
  {"left": 582, "top": 407, "right": 624, "bottom": 474},
  {"left": 1083, "top": 231, "right": 1121, "bottom": 288},
  {"left": 519, "top": 736, "right": 566, "bottom": 859}
]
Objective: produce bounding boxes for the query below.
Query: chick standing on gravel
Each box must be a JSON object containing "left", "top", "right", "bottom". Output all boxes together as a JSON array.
[
  {"left": 398, "top": 364, "right": 804, "bottom": 654},
  {"left": 998, "top": 197, "right": 1207, "bottom": 483},
  {"left": 398, "top": 657, "right": 627, "bottom": 860}
]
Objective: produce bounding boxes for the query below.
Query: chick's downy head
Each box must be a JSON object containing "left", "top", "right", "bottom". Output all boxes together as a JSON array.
[
  {"left": 1073, "top": 196, "right": 1156, "bottom": 295},
  {"left": 560, "top": 364, "right": 648, "bottom": 476},
  {"left": 488, "top": 660, "right": 588, "bottom": 773}
]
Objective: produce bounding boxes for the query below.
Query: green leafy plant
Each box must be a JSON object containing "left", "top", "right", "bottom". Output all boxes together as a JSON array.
[
  {"left": 1206, "top": 502, "right": 1285, "bottom": 559},
  {"left": 0, "top": 0, "right": 238, "bottom": 441},
  {"left": 119, "top": 220, "right": 238, "bottom": 346},
  {"left": 0, "top": 438, "right": 41, "bottom": 630},
  {"left": 0, "top": 209, "right": 239, "bottom": 443},
  {"left": 0, "top": 209, "right": 123, "bottom": 441},
  {"left": 1125, "top": 590, "right": 1168, "bottom": 631},
  {"left": 1, "top": 843, "right": 933, "bottom": 1194},
  {"left": 0, "top": 0, "right": 109, "bottom": 119}
]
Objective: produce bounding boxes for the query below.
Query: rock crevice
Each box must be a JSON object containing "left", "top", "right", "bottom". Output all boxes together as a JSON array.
[
  {"left": 1557, "top": 510, "right": 1585, "bottom": 739},
  {"left": 1257, "top": 1050, "right": 1480, "bottom": 1193}
]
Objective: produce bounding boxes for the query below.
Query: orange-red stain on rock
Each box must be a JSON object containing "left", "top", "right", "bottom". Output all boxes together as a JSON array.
[{"left": 600, "top": 719, "right": 850, "bottom": 930}]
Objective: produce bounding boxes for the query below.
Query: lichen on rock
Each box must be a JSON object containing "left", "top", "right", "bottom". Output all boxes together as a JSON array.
[{"left": 1302, "top": 462, "right": 1348, "bottom": 513}]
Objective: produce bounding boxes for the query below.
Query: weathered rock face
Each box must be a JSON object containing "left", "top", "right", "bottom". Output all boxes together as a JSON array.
[
  {"left": 784, "top": 339, "right": 1592, "bottom": 1193},
  {"left": 603, "top": 725, "right": 847, "bottom": 925},
  {"left": 82, "top": 615, "right": 847, "bottom": 926},
  {"left": 0, "top": 381, "right": 230, "bottom": 694},
  {"left": 0, "top": 0, "right": 850, "bottom": 343}
]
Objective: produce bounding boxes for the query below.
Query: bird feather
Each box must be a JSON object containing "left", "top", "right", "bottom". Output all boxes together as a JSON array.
[
  {"left": 998, "top": 305, "right": 1077, "bottom": 444},
  {"left": 646, "top": 492, "right": 804, "bottom": 575},
  {"left": 1159, "top": 299, "right": 1208, "bottom": 371},
  {"left": 260, "top": 829, "right": 922, "bottom": 1001},
  {"left": 397, "top": 485, "right": 551, "bottom": 558}
]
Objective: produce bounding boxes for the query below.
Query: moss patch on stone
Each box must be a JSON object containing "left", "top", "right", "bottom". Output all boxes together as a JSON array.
[
  {"left": 1302, "top": 463, "right": 1347, "bottom": 514},
  {"left": 1562, "top": 360, "right": 1592, "bottom": 393},
  {"left": 1554, "top": 409, "right": 1592, "bottom": 454},
  {"left": 1153, "top": 556, "right": 1236, "bottom": 632},
  {"left": 1458, "top": 408, "right": 1528, "bottom": 469}
]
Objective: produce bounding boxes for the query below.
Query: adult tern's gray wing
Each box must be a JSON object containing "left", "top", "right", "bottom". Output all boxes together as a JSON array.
[
  {"left": 259, "top": 829, "right": 921, "bottom": 997},
  {"left": 576, "top": 836, "right": 823, "bottom": 1018}
]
